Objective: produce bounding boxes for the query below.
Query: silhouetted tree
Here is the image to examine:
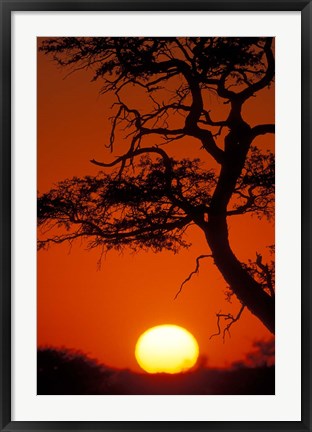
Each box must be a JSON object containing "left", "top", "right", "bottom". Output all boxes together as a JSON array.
[
  {"left": 37, "top": 347, "right": 115, "bottom": 394},
  {"left": 38, "top": 38, "right": 275, "bottom": 333}
]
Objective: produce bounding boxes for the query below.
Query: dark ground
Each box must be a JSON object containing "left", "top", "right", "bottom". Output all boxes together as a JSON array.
[{"left": 37, "top": 348, "right": 275, "bottom": 395}]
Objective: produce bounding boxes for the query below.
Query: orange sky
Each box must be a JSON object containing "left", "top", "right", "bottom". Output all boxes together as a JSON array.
[{"left": 37, "top": 38, "right": 275, "bottom": 373}]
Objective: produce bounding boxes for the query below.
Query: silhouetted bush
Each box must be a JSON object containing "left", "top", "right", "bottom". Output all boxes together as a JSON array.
[{"left": 38, "top": 347, "right": 275, "bottom": 395}]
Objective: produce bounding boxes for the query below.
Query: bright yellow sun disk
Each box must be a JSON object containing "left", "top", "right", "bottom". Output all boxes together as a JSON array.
[{"left": 135, "top": 324, "right": 199, "bottom": 374}]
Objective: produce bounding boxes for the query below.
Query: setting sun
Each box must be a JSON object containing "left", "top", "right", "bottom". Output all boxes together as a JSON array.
[{"left": 135, "top": 325, "right": 199, "bottom": 374}]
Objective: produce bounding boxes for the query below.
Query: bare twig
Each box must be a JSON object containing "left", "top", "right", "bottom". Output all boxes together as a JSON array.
[
  {"left": 255, "top": 253, "right": 275, "bottom": 297},
  {"left": 210, "top": 304, "right": 245, "bottom": 342},
  {"left": 174, "top": 254, "right": 212, "bottom": 300}
]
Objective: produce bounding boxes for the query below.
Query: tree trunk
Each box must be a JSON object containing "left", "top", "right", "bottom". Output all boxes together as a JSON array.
[{"left": 205, "top": 215, "right": 275, "bottom": 334}]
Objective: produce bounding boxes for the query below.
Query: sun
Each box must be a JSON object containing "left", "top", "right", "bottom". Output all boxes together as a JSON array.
[{"left": 135, "top": 324, "right": 199, "bottom": 374}]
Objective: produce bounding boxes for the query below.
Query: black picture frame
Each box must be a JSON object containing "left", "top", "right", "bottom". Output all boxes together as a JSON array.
[{"left": 1, "top": 1, "right": 311, "bottom": 431}]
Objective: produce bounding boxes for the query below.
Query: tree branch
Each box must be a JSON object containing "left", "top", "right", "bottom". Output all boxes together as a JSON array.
[
  {"left": 91, "top": 146, "right": 172, "bottom": 172},
  {"left": 174, "top": 254, "right": 212, "bottom": 300},
  {"left": 238, "top": 38, "right": 275, "bottom": 101},
  {"left": 209, "top": 305, "right": 245, "bottom": 342},
  {"left": 250, "top": 124, "right": 275, "bottom": 140},
  {"left": 255, "top": 253, "right": 275, "bottom": 298}
]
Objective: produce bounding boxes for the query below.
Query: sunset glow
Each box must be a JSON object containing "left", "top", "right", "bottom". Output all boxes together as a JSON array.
[
  {"left": 37, "top": 37, "right": 275, "bottom": 383},
  {"left": 135, "top": 325, "right": 199, "bottom": 374}
]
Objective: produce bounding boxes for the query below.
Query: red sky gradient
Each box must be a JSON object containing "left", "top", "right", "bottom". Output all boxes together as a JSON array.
[{"left": 37, "top": 38, "right": 275, "bottom": 373}]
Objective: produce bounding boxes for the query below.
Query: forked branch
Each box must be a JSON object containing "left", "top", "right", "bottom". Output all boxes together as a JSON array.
[{"left": 210, "top": 304, "right": 245, "bottom": 342}]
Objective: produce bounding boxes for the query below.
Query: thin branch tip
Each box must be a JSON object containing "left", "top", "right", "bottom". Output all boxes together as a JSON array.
[{"left": 174, "top": 254, "right": 212, "bottom": 300}]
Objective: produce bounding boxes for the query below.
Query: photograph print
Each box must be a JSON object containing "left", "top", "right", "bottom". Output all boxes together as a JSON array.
[{"left": 37, "top": 37, "right": 275, "bottom": 395}]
